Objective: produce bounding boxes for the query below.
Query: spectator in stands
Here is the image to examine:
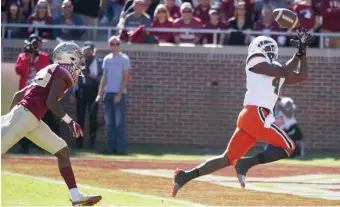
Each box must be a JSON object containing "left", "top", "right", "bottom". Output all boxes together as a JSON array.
[
  {"left": 193, "top": 0, "right": 210, "bottom": 24},
  {"left": 119, "top": 0, "right": 151, "bottom": 41},
  {"left": 265, "top": 0, "right": 285, "bottom": 10},
  {"left": 151, "top": 4, "right": 173, "bottom": 42},
  {"left": 203, "top": 6, "right": 227, "bottom": 45},
  {"left": 173, "top": 2, "right": 203, "bottom": 44},
  {"left": 47, "top": 0, "right": 62, "bottom": 20},
  {"left": 319, "top": 0, "right": 340, "bottom": 48},
  {"left": 219, "top": 0, "right": 235, "bottom": 23},
  {"left": 227, "top": 1, "right": 253, "bottom": 45},
  {"left": 71, "top": 0, "right": 104, "bottom": 40},
  {"left": 69, "top": 41, "right": 103, "bottom": 149},
  {"left": 19, "top": 0, "right": 34, "bottom": 20},
  {"left": 120, "top": 0, "right": 155, "bottom": 20},
  {"left": 103, "top": 0, "right": 125, "bottom": 26},
  {"left": 53, "top": 0, "right": 85, "bottom": 40},
  {"left": 292, "top": 0, "right": 320, "bottom": 47},
  {"left": 27, "top": 0, "right": 53, "bottom": 39},
  {"left": 251, "top": 4, "right": 285, "bottom": 46},
  {"left": 5, "top": 3, "right": 27, "bottom": 39},
  {"left": 220, "top": 0, "right": 255, "bottom": 23},
  {"left": 164, "top": 0, "right": 180, "bottom": 19},
  {"left": 97, "top": 36, "right": 131, "bottom": 155},
  {"left": 15, "top": 34, "right": 56, "bottom": 154}
]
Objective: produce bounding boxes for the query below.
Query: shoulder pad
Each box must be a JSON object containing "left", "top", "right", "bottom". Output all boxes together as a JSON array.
[{"left": 246, "top": 52, "right": 269, "bottom": 68}]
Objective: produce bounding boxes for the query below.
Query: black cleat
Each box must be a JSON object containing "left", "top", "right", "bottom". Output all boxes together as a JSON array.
[
  {"left": 171, "top": 168, "right": 190, "bottom": 197},
  {"left": 235, "top": 159, "right": 253, "bottom": 189}
]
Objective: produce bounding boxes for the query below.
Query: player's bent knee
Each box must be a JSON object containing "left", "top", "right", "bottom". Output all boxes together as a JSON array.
[
  {"left": 223, "top": 151, "right": 234, "bottom": 165},
  {"left": 54, "top": 146, "right": 70, "bottom": 160}
]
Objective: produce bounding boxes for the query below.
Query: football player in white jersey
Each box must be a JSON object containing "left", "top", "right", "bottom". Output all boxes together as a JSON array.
[{"left": 170, "top": 29, "right": 315, "bottom": 196}]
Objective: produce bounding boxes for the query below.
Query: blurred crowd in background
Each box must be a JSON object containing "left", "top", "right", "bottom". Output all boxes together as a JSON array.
[{"left": 1, "top": 0, "right": 340, "bottom": 48}]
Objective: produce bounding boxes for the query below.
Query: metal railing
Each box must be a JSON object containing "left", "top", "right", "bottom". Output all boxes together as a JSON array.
[{"left": 2, "top": 23, "right": 340, "bottom": 48}]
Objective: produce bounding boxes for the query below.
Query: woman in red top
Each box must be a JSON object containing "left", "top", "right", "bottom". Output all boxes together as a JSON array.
[
  {"left": 27, "top": 0, "right": 53, "bottom": 39},
  {"left": 151, "top": 4, "right": 174, "bottom": 43}
]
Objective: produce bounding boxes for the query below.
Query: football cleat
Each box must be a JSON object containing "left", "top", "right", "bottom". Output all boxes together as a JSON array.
[
  {"left": 235, "top": 159, "right": 252, "bottom": 189},
  {"left": 71, "top": 194, "right": 102, "bottom": 206},
  {"left": 171, "top": 168, "right": 188, "bottom": 197},
  {"left": 236, "top": 173, "right": 246, "bottom": 189}
]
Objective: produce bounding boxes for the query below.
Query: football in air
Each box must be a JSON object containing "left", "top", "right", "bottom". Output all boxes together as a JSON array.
[{"left": 272, "top": 8, "right": 300, "bottom": 29}]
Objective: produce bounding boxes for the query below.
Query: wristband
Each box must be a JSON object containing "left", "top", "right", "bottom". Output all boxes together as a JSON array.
[{"left": 62, "top": 114, "right": 72, "bottom": 124}]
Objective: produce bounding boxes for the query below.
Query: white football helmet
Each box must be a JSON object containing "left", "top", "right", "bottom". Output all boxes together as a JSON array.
[
  {"left": 248, "top": 36, "right": 279, "bottom": 62},
  {"left": 53, "top": 42, "right": 85, "bottom": 80}
]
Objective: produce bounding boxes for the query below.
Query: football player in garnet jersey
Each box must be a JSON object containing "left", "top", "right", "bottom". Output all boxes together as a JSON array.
[
  {"left": 170, "top": 29, "right": 315, "bottom": 197},
  {"left": 1, "top": 42, "right": 102, "bottom": 206}
]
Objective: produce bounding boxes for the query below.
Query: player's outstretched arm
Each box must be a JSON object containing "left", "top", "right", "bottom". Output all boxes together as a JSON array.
[
  {"left": 284, "top": 55, "right": 308, "bottom": 84},
  {"left": 250, "top": 55, "right": 301, "bottom": 78},
  {"left": 10, "top": 87, "right": 28, "bottom": 111}
]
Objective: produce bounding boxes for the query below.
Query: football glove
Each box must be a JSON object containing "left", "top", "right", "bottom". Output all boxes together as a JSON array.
[
  {"left": 67, "top": 120, "right": 84, "bottom": 138},
  {"left": 290, "top": 28, "right": 316, "bottom": 58}
]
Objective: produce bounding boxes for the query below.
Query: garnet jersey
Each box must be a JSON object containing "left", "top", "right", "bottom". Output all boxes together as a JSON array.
[
  {"left": 243, "top": 52, "right": 285, "bottom": 111},
  {"left": 18, "top": 63, "right": 74, "bottom": 120}
]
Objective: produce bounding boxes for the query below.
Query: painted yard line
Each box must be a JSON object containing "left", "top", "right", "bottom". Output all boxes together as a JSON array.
[
  {"left": 2, "top": 171, "right": 209, "bottom": 207},
  {"left": 120, "top": 169, "right": 340, "bottom": 184},
  {"left": 121, "top": 169, "right": 340, "bottom": 201}
]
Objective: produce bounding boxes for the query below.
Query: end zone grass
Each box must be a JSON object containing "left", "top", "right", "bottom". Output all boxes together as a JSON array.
[{"left": 1, "top": 173, "right": 191, "bottom": 206}]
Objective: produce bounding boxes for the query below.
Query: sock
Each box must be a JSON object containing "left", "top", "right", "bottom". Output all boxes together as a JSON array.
[
  {"left": 59, "top": 166, "right": 78, "bottom": 190},
  {"left": 186, "top": 154, "right": 230, "bottom": 179},
  {"left": 70, "top": 188, "right": 81, "bottom": 201},
  {"left": 236, "top": 145, "right": 290, "bottom": 175}
]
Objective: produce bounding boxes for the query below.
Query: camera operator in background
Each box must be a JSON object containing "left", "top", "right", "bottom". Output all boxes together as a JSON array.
[
  {"left": 265, "top": 96, "right": 304, "bottom": 157},
  {"left": 69, "top": 41, "right": 103, "bottom": 149},
  {"left": 15, "top": 34, "right": 59, "bottom": 154}
]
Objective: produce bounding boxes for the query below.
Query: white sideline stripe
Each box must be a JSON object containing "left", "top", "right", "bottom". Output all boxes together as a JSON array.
[
  {"left": 2, "top": 171, "right": 209, "bottom": 207},
  {"left": 121, "top": 169, "right": 340, "bottom": 184},
  {"left": 121, "top": 169, "right": 340, "bottom": 201}
]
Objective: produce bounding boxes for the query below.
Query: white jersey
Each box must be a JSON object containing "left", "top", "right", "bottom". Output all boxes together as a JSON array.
[{"left": 243, "top": 52, "right": 285, "bottom": 111}]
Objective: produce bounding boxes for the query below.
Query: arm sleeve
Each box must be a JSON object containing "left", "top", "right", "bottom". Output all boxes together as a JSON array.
[
  {"left": 102, "top": 58, "right": 108, "bottom": 71},
  {"left": 246, "top": 52, "right": 268, "bottom": 69},
  {"left": 15, "top": 55, "right": 26, "bottom": 75},
  {"left": 123, "top": 56, "right": 131, "bottom": 70}
]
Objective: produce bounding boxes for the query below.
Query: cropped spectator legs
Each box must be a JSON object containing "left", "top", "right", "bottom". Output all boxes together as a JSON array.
[{"left": 103, "top": 92, "right": 127, "bottom": 154}]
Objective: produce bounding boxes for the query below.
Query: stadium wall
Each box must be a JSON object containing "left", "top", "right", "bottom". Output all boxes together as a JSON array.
[{"left": 2, "top": 40, "right": 340, "bottom": 149}]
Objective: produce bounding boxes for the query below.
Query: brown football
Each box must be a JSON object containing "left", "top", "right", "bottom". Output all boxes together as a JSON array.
[{"left": 272, "top": 8, "right": 300, "bottom": 29}]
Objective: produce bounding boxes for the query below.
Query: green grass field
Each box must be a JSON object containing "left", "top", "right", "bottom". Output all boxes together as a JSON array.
[
  {"left": 1, "top": 173, "right": 191, "bottom": 206},
  {"left": 2, "top": 148, "right": 340, "bottom": 206}
]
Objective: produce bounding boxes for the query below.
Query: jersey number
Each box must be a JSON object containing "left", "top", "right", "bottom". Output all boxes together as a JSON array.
[
  {"left": 272, "top": 77, "right": 280, "bottom": 95},
  {"left": 32, "top": 68, "right": 53, "bottom": 87}
]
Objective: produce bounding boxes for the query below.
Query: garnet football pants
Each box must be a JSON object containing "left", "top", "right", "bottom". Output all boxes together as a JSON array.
[
  {"left": 1, "top": 105, "right": 67, "bottom": 155},
  {"left": 225, "top": 105, "right": 296, "bottom": 165}
]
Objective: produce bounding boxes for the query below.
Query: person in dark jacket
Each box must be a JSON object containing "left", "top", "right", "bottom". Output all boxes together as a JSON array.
[{"left": 69, "top": 41, "right": 103, "bottom": 149}]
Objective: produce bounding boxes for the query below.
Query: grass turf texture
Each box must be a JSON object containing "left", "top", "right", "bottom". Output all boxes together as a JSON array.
[{"left": 2, "top": 156, "right": 340, "bottom": 206}]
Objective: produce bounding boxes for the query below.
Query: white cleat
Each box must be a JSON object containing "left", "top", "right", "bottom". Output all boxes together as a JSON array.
[
  {"left": 71, "top": 193, "right": 102, "bottom": 206},
  {"left": 236, "top": 174, "right": 246, "bottom": 189}
]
